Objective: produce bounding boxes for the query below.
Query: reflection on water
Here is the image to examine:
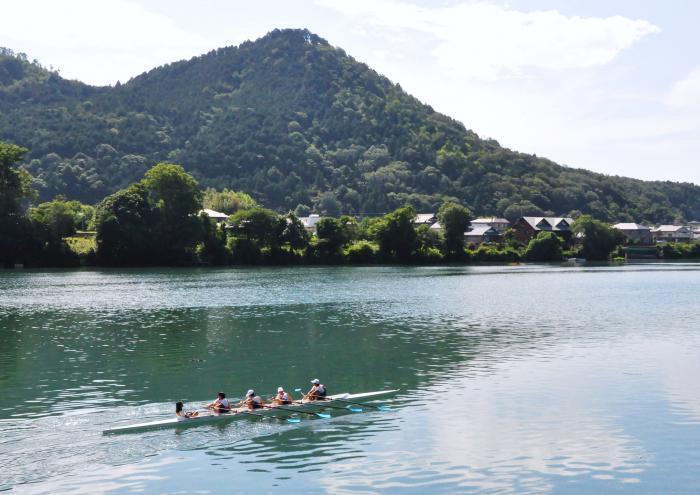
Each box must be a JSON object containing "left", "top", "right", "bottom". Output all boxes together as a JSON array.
[{"left": 1, "top": 265, "right": 700, "bottom": 493}]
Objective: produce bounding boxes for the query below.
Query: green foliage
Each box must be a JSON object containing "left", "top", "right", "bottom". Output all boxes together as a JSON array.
[
  {"left": 372, "top": 205, "right": 418, "bottom": 262},
  {"left": 572, "top": 214, "right": 625, "bottom": 261},
  {"left": 660, "top": 242, "right": 700, "bottom": 259},
  {"left": 437, "top": 202, "right": 471, "bottom": 259},
  {"left": 281, "top": 213, "right": 310, "bottom": 250},
  {"left": 469, "top": 244, "right": 521, "bottom": 262},
  {"left": 3, "top": 31, "right": 699, "bottom": 223},
  {"left": 525, "top": 231, "right": 563, "bottom": 262},
  {"left": 315, "top": 217, "right": 350, "bottom": 259},
  {"left": 0, "top": 141, "right": 38, "bottom": 265},
  {"left": 229, "top": 206, "right": 283, "bottom": 251},
  {"left": 344, "top": 240, "right": 378, "bottom": 264},
  {"left": 202, "top": 188, "right": 257, "bottom": 214}
]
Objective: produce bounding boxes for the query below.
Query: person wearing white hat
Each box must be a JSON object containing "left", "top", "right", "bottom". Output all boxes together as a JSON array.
[
  {"left": 238, "top": 389, "right": 264, "bottom": 410},
  {"left": 271, "top": 387, "right": 293, "bottom": 405},
  {"left": 306, "top": 379, "right": 327, "bottom": 401}
]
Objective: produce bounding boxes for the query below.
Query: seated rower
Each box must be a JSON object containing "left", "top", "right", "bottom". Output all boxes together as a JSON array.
[
  {"left": 271, "top": 387, "right": 293, "bottom": 405},
  {"left": 175, "top": 401, "right": 199, "bottom": 420},
  {"left": 240, "top": 389, "right": 264, "bottom": 410},
  {"left": 306, "top": 379, "right": 327, "bottom": 401},
  {"left": 206, "top": 392, "right": 231, "bottom": 413}
]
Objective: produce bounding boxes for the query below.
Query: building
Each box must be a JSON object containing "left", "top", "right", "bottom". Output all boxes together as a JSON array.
[
  {"left": 299, "top": 214, "right": 322, "bottom": 232},
  {"left": 199, "top": 209, "right": 229, "bottom": 225},
  {"left": 470, "top": 217, "right": 510, "bottom": 232},
  {"left": 464, "top": 225, "right": 501, "bottom": 245},
  {"left": 414, "top": 213, "right": 437, "bottom": 226},
  {"left": 429, "top": 222, "right": 442, "bottom": 233},
  {"left": 613, "top": 223, "right": 652, "bottom": 245},
  {"left": 651, "top": 225, "right": 693, "bottom": 243},
  {"left": 513, "top": 216, "right": 574, "bottom": 245}
]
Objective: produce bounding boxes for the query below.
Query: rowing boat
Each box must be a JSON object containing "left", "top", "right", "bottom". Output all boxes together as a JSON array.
[{"left": 103, "top": 389, "right": 399, "bottom": 434}]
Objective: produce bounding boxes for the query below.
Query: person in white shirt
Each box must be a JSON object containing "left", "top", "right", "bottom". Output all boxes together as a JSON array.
[
  {"left": 206, "top": 392, "right": 231, "bottom": 413},
  {"left": 271, "top": 387, "right": 293, "bottom": 405}
]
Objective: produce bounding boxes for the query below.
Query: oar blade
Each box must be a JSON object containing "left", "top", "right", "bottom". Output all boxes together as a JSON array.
[
  {"left": 286, "top": 417, "right": 302, "bottom": 423},
  {"left": 348, "top": 407, "right": 363, "bottom": 412},
  {"left": 316, "top": 412, "right": 331, "bottom": 419},
  {"left": 378, "top": 406, "right": 391, "bottom": 411}
]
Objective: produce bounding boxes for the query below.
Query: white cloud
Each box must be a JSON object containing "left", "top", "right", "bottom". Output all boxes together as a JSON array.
[
  {"left": 0, "top": 0, "right": 215, "bottom": 85},
  {"left": 667, "top": 68, "right": 700, "bottom": 109},
  {"left": 316, "top": 0, "right": 660, "bottom": 80}
]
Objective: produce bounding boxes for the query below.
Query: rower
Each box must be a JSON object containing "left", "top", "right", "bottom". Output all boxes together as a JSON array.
[
  {"left": 240, "top": 389, "right": 264, "bottom": 410},
  {"left": 306, "top": 379, "right": 327, "bottom": 401},
  {"left": 176, "top": 401, "right": 199, "bottom": 420},
  {"left": 271, "top": 387, "right": 293, "bottom": 405},
  {"left": 207, "top": 392, "right": 231, "bottom": 413}
]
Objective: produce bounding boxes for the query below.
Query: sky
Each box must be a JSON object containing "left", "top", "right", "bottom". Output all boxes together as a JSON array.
[{"left": 1, "top": 0, "right": 699, "bottom": 185}]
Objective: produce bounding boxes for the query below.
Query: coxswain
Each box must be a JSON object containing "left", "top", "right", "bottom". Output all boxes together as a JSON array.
[
  {"left": 271, "top": 387, "right": 293, "bottom": 405},
  {"left": 240, "top": 389, "right": 264, "bottom": 410},
  {"left": 175, "top": 401, "right": 199, "bottom": 420},
  {"left": 207, "top": 392, "right": 231, "bottom": 413},
  {"left": 306, "top": 379, "right": 327, "bottom": 401}
]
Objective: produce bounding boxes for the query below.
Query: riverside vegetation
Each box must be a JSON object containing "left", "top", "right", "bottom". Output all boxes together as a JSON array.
[{"left": 3, "top": 141, "right": 700, "bottom": 268}]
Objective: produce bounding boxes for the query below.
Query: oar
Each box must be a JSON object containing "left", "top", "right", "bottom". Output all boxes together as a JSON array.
[
  {"left": 234, "top": 408, "right": 302, "bottom": 423},
  {"left": 293, "top": 389, "right": 362, "bottom": 413},
  {"left": 328, "top": 397, "right": 391, "bottom": 411},
  {"left": 264, "top": 404, "right": 331, "bottom": 419}
]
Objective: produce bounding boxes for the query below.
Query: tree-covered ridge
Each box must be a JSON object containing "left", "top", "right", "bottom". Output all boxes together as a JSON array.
[{"left": 1, "top": 30, "right": 700, "bottom": 223}]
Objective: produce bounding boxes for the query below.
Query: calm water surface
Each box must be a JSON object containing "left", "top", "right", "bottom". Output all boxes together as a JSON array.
[{"left": 1, "top": 264, "right": 699, "bottom": 494}]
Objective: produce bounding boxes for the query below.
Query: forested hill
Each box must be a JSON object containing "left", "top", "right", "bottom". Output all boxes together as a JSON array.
[{"left": 1, "top": 29, "right": 699, "bottom": 223}]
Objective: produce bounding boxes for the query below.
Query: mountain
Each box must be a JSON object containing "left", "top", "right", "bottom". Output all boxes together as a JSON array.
[{"left": 1, "top": 30, "right": 699, "bottom": 223}]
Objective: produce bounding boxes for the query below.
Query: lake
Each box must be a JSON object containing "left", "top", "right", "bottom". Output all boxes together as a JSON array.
[{"left": 1, "top": 264, "right": 699, "bottom": 494}]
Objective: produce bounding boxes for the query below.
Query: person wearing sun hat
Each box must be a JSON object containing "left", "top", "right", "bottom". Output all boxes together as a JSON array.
[
  {"left": 272, "top": 386, "right": 293, "bottom": 405},
  {"left": 239, "top": 389, "right": 264, "bottom": 410},
  {"left": 306, "top": 378, "right": 327, "bottom": 401}
]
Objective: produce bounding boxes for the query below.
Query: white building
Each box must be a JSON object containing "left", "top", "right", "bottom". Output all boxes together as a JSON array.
[
  {"left": 470, "top": 217, "right": 510, "bottom": 232},
  {"left": 299, "top": 214, "right": 322, "bottom": 232},
  {"left": 651, "top": 225, "right": 693, "bottom": 243}
]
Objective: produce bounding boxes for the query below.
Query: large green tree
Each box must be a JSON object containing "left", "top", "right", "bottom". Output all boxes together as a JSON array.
[
  {"left": 0, "top": 142, "right": 36, "bottom": 266},
  {"left": 372, "top": 206, "right": 418, "bottom": 262},
  {"left": 524, "top": 231, "right": 563, "bottom": 262},
  {"left": 572, "top": 215, "right": 625, "bottom": 261},
  {"left": 437, "top": 202, "right": 471, "bottom": 260}
]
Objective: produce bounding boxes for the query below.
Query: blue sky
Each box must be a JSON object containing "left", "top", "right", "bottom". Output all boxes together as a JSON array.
[{"left": 2, "top": 0, "right": 698, "bottom": 185}]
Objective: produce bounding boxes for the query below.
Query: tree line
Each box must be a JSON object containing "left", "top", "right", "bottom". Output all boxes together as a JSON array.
[{"left": 3, "top": 141, "right": 699, "bottom": 268}]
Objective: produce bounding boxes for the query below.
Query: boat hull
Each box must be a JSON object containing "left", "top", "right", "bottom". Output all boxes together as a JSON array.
[{"left": 103, "top": 389, "right": 399, "bottom": 434}]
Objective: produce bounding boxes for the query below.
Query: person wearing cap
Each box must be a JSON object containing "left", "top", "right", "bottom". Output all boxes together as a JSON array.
[
  {"left": 306, "top": 379, "right": 327, "bottom": 401},
  {"left": 271, "top": 387, "right": 293, "bottom": 405},
  {"left": 206, "top": 392, "right": 231, "bottom": 413},
  {"left": 239, "top": 389, "right": 264, "bottom": 410}
]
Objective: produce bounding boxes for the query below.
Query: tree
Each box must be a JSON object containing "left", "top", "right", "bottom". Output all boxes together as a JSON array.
[
  {"left": 572, "top": 215, "right": 625, "bottom": 261},
  {"left": 315, "top": 217, "right": 349, "bottom": 258},
  {"left": 142, "top": 163, "right": 203, "bottom": 263},
  {"left": 437, "top": 202, "right": 471, "bottom": 259},
  {"left": 524, "top": 231, "right": 563, "bottom": 262},
  {"left": 0, "top": 142, "right": 36, "bottom": 266},
  {"left": 281, "top": 213, "right": 310, "bottom": 251},
  {"left": 202, "top": 188, "right": 257, "bottom": 214},
  {"left": 229, "top": 207, "right": 282, "bottom": 250},
  {"left": 95, "top": 183, "right": 153, "bottom": 265},
  {"left": 372, "top": 206, "right": 418, "bottom": 262}
]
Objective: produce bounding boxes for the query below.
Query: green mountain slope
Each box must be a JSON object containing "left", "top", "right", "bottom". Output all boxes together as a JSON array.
[{"left": 1, "top": 30, "right": 699, "bottom": 222}]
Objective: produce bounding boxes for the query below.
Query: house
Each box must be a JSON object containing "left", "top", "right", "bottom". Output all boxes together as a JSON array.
[
  {"left": 199, "top": 209, "right": 229, "bottom": 224},
  {"left": 429, "top": 222, "right": 442, "bottom": 233},
  {"left": 613, "top": 223, "right": 652, "bottom": 245},
  {"left": 464, "top": 225, "right": 501, "bottom": 245},
  {"left": 513, "top": 216, "right": 574, "bottom": 245},
  {"left": 470, "top": 217, "right": 510, "bottom": 232},
  {"left": 414, "top": 213, "right": 437, "bottom": 226},
  {"left": 651, "top": 225, "right": 693, "bottom": 243},
  {"left": 299, "top": 214, "right": 322, "bottom": 232}
]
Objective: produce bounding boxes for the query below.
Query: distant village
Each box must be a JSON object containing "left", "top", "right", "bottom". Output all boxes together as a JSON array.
[{"left": 199, "top": 208, "right": 700, "bottom": 260}]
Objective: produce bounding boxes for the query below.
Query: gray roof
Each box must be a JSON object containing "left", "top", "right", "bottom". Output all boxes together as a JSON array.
[
  {"left": 465, "top": 225, "right": 499, "bottom": 236},
  {"left": 652, "top": 225, "right": 691, "bottom": 233},
  {"left": 520, "top": 217, "right": 573, "bottom": 232},
  {"left": 414, "top": 213, "right": 437, "bottom": 224},
  {"left": 471, "top": 217, "right": 509, "bottom": 224},
  {"left": 613, "top": 223, "right": 650, "bottom": 231}
]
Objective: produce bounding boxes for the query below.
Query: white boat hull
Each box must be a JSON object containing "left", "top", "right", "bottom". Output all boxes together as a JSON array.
[{"left": 103, "top": 389, "right": 399, "bottom": 434}]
